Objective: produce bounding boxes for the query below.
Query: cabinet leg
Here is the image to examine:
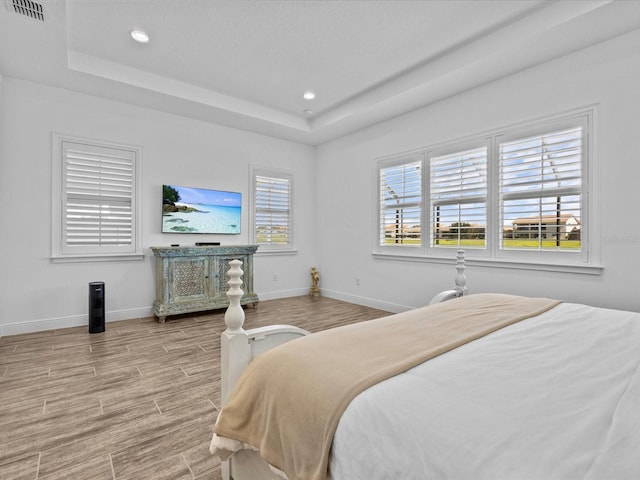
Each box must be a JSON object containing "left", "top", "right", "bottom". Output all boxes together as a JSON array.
[{"left": 158, "top": 316, "right": 166, "bottom": 324}]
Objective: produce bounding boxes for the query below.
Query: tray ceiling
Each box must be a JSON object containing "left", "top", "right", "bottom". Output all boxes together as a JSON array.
[{"left": 1, "top": 0, "right": 639, "bottom": 145}]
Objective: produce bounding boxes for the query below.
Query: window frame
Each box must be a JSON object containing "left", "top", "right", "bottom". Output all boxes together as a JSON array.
[
  {"left": 51, "top": 133, "right": 143, "bottom": 263},
  {"left": 377, "top": 152, "right": 424, "bottom": 254},
  {"left": 427, "top": 140, "right": 491, "bottom": 255},
  {"left": 373, "top": 108, "right": 601, "bottom": 275},
  {"left": 495, "top": 115, "right": 590, "bottom": 265},
  {"left": 250, "top": 166, "right": 296, "bottom": 254}
]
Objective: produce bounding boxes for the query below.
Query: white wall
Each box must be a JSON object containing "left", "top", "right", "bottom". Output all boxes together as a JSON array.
[
  {"left": 315, "top": 29, "right": 640, "bottom": 314},
  {"left": 0, "top": 78, "right": 316, "bottom": 335}
]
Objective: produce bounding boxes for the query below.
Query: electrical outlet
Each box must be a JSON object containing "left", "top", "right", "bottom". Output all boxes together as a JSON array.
[
  {"left": 273, "top": 274, "right": 278, "bottom": 282},
  {"left": 356, "top": 277, "right": 360, "bottom": 286}
]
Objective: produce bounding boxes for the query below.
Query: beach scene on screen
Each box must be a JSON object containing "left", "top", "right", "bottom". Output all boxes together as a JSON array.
[{"left": 162, "top": 184, "right": 241, "bottom": 234}]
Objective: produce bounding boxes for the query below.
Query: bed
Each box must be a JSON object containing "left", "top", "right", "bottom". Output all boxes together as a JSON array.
[{"left": 210, "top": 255, "right": 640, "bottom": 480}]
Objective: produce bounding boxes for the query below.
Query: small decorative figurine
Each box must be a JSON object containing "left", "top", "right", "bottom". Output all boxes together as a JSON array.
[{"left": 310, "top": 267, "right": 320, "bottom": 297}]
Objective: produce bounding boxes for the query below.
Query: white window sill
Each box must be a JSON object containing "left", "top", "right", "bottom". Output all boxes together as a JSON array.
[
  {"left": 372, "top": 252, "right": 603, "bottom": 275},
  {"left": 255, "top": 248, "right": 298, "bottom": 256},
  {"left": 51, "top": 253, "right": 145, "bottom": 263}
]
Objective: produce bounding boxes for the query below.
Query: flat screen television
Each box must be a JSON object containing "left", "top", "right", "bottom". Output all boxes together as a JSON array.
[{"left": 162, "top": 184, "right": 241, "bottom": 234}]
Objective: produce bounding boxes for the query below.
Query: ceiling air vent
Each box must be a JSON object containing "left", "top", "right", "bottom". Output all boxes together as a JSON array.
[{"left": 6, "top": 0, "right": 44, "bottom": 21}]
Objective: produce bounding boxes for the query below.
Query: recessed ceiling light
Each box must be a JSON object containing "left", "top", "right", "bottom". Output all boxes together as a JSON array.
[
  {"left": 303, "top": 109, "right": 313, "bottom": 116},
  {"left": 130, "top": 29, "right": 150, "bottom": 44},
  {"left": 303, "top": 91, "right": 316, "bottom": 100}
]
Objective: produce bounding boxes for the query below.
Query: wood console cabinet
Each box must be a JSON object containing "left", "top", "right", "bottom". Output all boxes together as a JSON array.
[{"left": 151, "top": 245, "right": 259, "bottom": 323}]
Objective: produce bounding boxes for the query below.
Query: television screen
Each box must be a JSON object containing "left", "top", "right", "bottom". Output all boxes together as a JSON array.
[{"left": 162, "top": 184, "right": 241, "bottom": 234}]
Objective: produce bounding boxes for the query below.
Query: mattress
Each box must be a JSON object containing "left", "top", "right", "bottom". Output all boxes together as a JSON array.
[{"left": 329, "top": 302, "right": 640, "bottom": 479}]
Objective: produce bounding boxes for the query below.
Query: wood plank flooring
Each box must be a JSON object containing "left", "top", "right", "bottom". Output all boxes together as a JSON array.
[{"left": 0, "top": 296, "right": 390, "bottom": 480}]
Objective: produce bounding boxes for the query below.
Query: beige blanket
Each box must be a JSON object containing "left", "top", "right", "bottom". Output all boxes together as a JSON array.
[{"left": 212, "top": 294, "right": 560, "bottom": 480}]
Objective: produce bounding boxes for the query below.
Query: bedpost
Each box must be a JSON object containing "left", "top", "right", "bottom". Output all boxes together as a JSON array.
[
  {"left": 428, "top": 249, "right": 467, "bottom": 305},
  {"left": 225, "top": 259, "right": 245, "bottom": 332},
  {"left": 220, "top": 259, "right": 251, "bottom": 480},
  {"left": 221, "top": 260, "right": 251, "bottom": 405},
  {"left": 454, "top": 249, "right": 467, "bottom": 296}
]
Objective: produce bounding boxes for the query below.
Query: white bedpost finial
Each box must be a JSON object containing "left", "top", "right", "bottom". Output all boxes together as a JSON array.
[
  {"left": 224, "top": 259, "right": 245, "bottom": 333},
  {"left": 455, "top": 249, "right": 467, "bottom": 296}
]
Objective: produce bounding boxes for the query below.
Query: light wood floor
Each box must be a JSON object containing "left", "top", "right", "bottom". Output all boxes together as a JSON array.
[{"left": 0, "top": 296, "right": 390, "bottom": 480}]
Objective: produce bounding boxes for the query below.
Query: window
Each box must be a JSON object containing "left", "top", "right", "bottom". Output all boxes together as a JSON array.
[
  {"left": 251, "top": 167, "right": 293, "bottom": 251},
  {"left": 499, "top": 127, "right": 582, "bottom": 252},
  {"left": 430, "top": 147, "right": 487, "bottom": 249},
  {"left": 375, "top": 109, "right": 596, "bottom": 271},
  {"left": 379, "top": 156, "right": 422, "bottom": 247},
  {"left": 52, "top": 135, "right": 142, "bottom": 261}
]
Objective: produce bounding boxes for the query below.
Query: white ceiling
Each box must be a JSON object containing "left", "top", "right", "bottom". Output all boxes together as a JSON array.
[{"left": 1, "top": 0, "right": 640, "bottom": 145}]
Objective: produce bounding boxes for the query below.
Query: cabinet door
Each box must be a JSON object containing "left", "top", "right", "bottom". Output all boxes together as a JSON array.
[
  {"left": 168, "top": 256, "right": 212, "bottom": 303},
  {"left": 212, "top": 255, "right": 249, "bottom": 300}
]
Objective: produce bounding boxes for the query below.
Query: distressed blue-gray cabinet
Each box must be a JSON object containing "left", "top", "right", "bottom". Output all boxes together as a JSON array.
[{"left": 151, "top": 245, "right": 259, "bottom": 323}]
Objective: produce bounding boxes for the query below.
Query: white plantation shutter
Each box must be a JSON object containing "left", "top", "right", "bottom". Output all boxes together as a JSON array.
[
  {"left": 254, "top": 173, "right": 292, "bottom": 246},
  {"left": 379, "top": 158, "right": 422, "bottom": 246},
  {"left": 374, "top": 110, "right": 594, "bottom": 267},
  {"left": 430, "top": 147, "right": 487, "bottom": 248},
  {"left": 56, "top": 139, "right": 139, "bottom": 257},
  {"left": 499, "top": 126, "right": 582, "bottom": 251}
]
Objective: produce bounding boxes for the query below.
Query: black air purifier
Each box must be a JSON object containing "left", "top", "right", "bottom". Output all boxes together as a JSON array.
[{"left": 89, "top": 282, "right": 105, "bottom": 333}]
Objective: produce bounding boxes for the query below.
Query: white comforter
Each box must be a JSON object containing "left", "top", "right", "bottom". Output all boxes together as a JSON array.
[{"left": 329, "top": 302, "right": 640, "bottom": 480}]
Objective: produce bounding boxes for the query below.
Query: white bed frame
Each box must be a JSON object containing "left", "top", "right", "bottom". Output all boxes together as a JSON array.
[{"left": 218, "top": 252, "right": 467, "bottom": 480}]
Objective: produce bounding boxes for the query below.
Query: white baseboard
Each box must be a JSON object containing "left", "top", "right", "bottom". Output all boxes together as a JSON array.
[
  {"left": 0, "top": 306, "right": 153, "bottom": 337},
  {"left": 256, "top": 288, "right": 309, "bottom": 301},
  {"left": 320, "top": 289, "right": 411, "bottom": 314}
]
